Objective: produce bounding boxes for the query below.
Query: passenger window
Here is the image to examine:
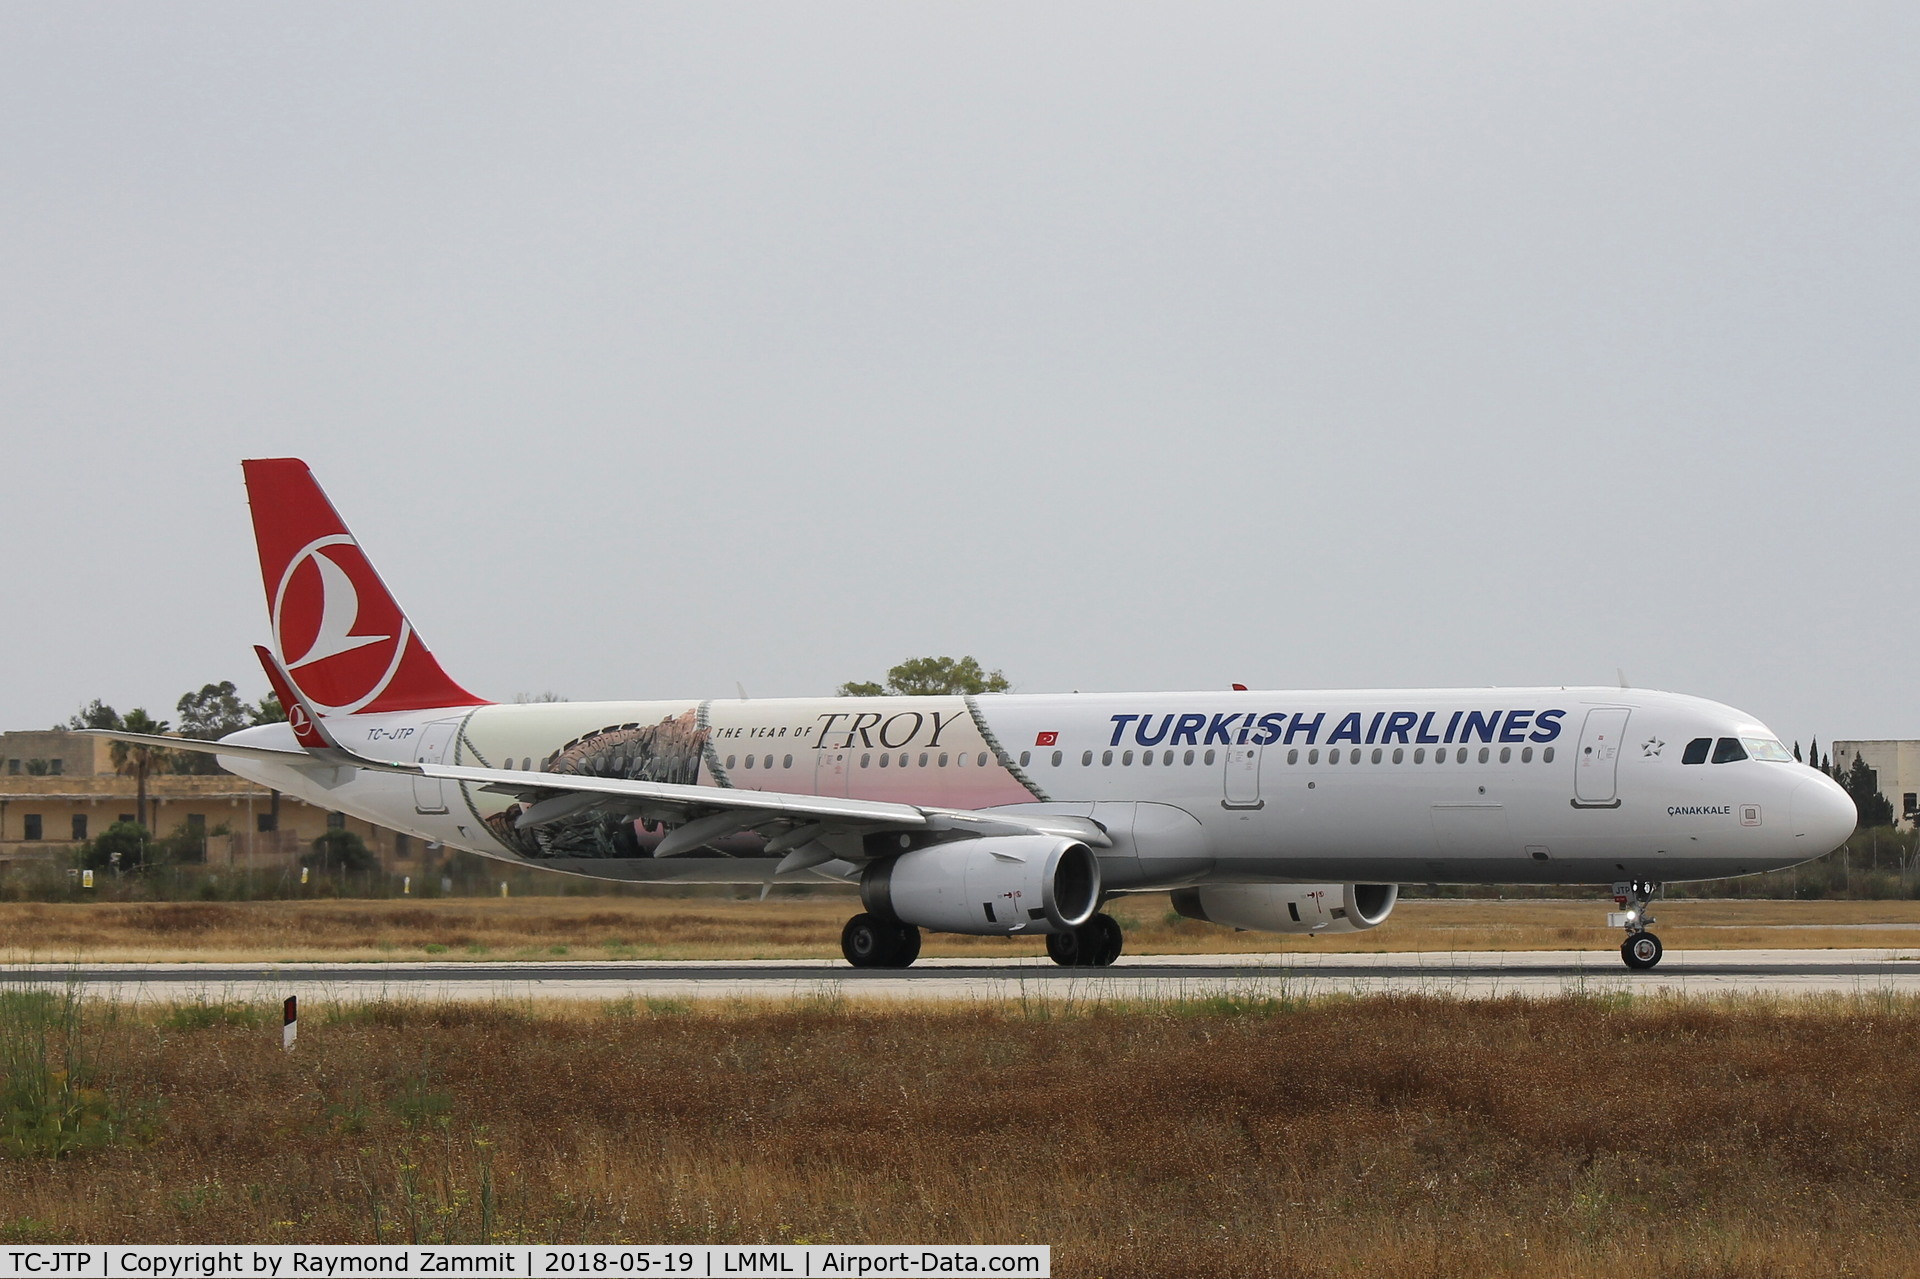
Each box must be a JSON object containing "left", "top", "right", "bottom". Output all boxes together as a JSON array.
[
  {"left": 726, "top": 755, "right": 737, "bottom": 769},
  {"left": 1287, "top": 749, "right": 1299, "bottom": 765},
  {"left": 1478, "top": 747, "right": 1490, "bottom": 764},
  {"left": 1081, "top": 751, "right": 1091, "bottom": 766},
  {"left": 1051, "top": 751, "right": 1063, "bottom": 767},
  {"left": 1122, "top": 750, "right": 1134, "bottom": 765},
  {"left": 1371, "top": 748, "right": 1383, "bottom": 764},
  {"left": 1392, "top": 748, "right": 1404, "bottom": 764},
  {"left": 1019, "top": 751, "right": 1031, "bottom": 768},
  {"left": 1543, "top": 746, "right": 1555, "bottom": 763},
  {"left": 1712, "top": 738, "right": 1748, "bottom": 764},
  {"left": 743, "top": 755, "right": 754, "bottom": 769},
  {"left": 1521, "top": 746, "right": 1532, "bottom": 763},
  {"left": 978, "top": 753, "right": 989, "bottom": 767},
  {"left": 1103, "top": 750, "right": 1114, "bottom": 766},
  {"left": 1457, "top": 748, "right": 1468, "bottom": 763},
  {"left": 940, "top": 753, "right": 950, "bottom": 767},
  {"left": 879, "top": 753, "right": 889, "bottom": 768},
  {"left": 1184, "top": 749, "right": 1195, "bottom": 765},
  {"left": 784, "top": 755, "right": 793, "bottom": 768},
  {"left": 1143, "top": 751, "right": 1154, "bottom": 766},
  {"left": 1329, "top": 750, "right": 1339, "bottom": 765},
  {"left": 1308, "top": 749, "right": 1320, "bottom": 764},
  {"left": 920, "top": 752, "right": 929, "bottom": 767},
  {"left": 1204, "top": 750, "right": 1216, "bottom": 765},
  {"left": 1350, "top": 749, "right": 1361, "bottom": 764},
  {"left": 1499, "top": 747, "right": 1511, "bottom": 763},
  {"left": 1682, "top": 738, "right": 1712, "bottom": 765},
  {"left": 860, "top": 753, "right": 871, "bottom": 768},
  {"left": 1164, "top": 750, "right": 1174, "bottom": 765}
]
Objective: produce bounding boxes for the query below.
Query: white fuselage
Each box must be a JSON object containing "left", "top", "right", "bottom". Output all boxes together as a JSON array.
[{"left": 218, "top": 686, "right": 1857, "bottom": 891}]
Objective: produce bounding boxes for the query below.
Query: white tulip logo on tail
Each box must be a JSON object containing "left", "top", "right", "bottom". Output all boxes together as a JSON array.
[{"left": 271, "top": 535, "right": 413, "bottom": 715}]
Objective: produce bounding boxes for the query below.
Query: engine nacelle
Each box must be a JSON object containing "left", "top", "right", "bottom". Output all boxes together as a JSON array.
[
  {"left": 1170, "top": 883, "right": 1398, "bottom": 934},
  {"left": 862, "top": 836, "right": 1102, "bottom": 936}
]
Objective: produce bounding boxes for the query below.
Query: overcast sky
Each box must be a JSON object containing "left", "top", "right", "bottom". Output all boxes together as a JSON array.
[{"left": 3, "top": 3, "right": 1916, "bottom": 746}]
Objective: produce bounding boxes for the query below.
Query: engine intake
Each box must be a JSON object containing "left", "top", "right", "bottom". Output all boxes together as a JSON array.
[
  {"left": 1170, "top": 883, "right": 1398, "bottom": 934},
  {"left": 862, "top": 836, "right": 1101, "bottom": 936}
]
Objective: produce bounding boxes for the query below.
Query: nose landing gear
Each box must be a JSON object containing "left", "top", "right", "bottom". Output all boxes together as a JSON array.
[{"left": 1610, "top": 881, "right": 1663, "bottom": 970}]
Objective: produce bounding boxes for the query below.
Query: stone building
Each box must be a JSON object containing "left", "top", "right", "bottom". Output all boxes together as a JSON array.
[
  {"left": 0, "top": 729, "right": 423, "bottom": 870},
  {"left": 1830, "top": 740, "right": 1920, "bottom": 829}
]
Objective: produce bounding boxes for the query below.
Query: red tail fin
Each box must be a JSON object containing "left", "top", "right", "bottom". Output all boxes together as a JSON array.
[{"left": 243, "top": 459, "right": 486, "bottom": 715}]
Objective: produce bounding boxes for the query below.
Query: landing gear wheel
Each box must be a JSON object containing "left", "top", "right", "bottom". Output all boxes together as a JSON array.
[
  {"left": 890, "top": 921, "right": 922, "bottom": 968},
  {"left": 1621, "top": 931, "right": 1663, "bottom": 971},
  {"left": 1045, "top": 929, "right": 1085, "bottom": 967},
  {"left": 842, "top": 913, "right": 889, "bottom": 968},
  {"left": 1609, "top": 880, "right": 1665, "bottom": 970},
  {"left": 841, "top": 914, "right": 921, "bottom": 969},
  {"left": 1046, "top": 914, "right": 1125, "bottom": 968}
]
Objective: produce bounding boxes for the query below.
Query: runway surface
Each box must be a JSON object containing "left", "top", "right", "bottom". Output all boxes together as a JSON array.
[{"left": 6, "top": 949, "right": 1920, "bottom": 1003}]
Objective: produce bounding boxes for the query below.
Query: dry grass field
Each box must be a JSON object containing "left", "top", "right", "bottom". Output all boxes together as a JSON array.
[
  {"left": 0, "top": 895, "right": 1916, "bottom": 964},
  {"left": 1, "top": 990, "right": 1919, "bottom": 1276}
]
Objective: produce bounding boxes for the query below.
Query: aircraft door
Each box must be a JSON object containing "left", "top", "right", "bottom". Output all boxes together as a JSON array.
[
  {"left": 1573, "top": 707, "right": 1631, "bottom": 808},
  {"left": 813, "top": 750, "right": 849, "bottom": 798},
  {"left": 412, "top": 720, "right": 460, "bottom": 815},
  {"left": 1223, "top": 746, "right": 1264, "bottom": 809}
]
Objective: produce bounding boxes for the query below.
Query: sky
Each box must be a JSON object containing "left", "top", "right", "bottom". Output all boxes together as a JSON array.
[{"left": 2, "top": 3, "right": 1916, "bottom": 748}]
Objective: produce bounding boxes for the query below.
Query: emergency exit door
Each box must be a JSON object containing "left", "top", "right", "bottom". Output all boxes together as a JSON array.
[{"left": 1223, "top": 745, "right": 1264, "bottom": 809}]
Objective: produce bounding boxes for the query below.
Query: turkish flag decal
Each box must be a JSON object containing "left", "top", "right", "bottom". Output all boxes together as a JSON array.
[{"left": 1035, "top": 731, "right": 1058, "bottom": 747}]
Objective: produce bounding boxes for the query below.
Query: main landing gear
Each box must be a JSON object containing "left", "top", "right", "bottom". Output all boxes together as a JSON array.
[
  {"left": 1046, "top": 913, "right": 1124, "bottom": 968},
  {"left": 837, "top": 911, "right": 1127, "bottom": 969},
  {"left": 1611, "top": 880, "right": 1664, "bottom": 970},
  {"left": 841, "top": 913, "right": 922, "bottom": 969}
]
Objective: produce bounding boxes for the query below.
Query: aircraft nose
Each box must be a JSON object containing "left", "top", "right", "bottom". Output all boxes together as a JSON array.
[{"left": 1790, "top": 774, "right": 1857, "bottom": 853}]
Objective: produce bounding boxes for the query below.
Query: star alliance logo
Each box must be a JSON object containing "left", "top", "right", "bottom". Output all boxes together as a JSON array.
[{"left": 1642, "top": 738, "right": 1665, "bottom": 758}]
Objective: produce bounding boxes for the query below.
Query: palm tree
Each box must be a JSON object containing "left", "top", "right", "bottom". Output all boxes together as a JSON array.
[{"left": 108, "top": 708, "right": 171, "bottom": 832}]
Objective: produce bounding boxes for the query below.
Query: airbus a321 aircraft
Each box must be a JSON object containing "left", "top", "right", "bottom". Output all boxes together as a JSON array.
[{"left": 101, "top": 459, "right": 1859, "bottom": 971}]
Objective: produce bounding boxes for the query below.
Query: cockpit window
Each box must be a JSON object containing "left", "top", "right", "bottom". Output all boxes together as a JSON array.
[
  {"left": 1711, "top": 737, "right": 1748, "bottom": 764},
  {"left": 1682, "top": 738, "right": 1712, "bottom": 765},
  {"left": 1740, "top": 737, "right": 1794, "bottom": 762}
]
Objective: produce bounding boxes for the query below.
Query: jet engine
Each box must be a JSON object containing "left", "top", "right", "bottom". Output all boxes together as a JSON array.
[
  {"left": 861, "top": 836, "right": 1101, "bottom": 936},
  {"left": 1169, "top": 883, "right": 1398, "bottom": 934}
]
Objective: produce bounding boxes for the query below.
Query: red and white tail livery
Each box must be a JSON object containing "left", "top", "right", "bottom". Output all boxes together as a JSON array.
[{"left": 243, "top": 458, "right": 484, "bottom": 716}]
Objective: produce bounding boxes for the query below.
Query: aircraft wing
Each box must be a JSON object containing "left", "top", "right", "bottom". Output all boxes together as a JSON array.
[{"left": 84, "top": 730, "right": 1109, "bottom": 864}]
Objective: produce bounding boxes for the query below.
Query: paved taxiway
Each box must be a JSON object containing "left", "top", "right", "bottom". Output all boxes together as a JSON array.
[{"left": 6, "top": 949, "right": 1920, "bottom": 1003}]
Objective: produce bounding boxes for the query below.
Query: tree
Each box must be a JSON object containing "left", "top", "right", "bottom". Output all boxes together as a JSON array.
[
  {"left": 81, "top": 820, "right": 149, "bottom": 872},
  {"left": 838, "top": 656, "right": 1011, "bottom": 698},
  {"left": 107, "top": 709, "right": 170, "bottom": 830},
  {"left": 66, "top": 700, "right": 121, "bottom": 731},
  {"left": 251, "top": 693, "right": 286, "bottom": 725},
  {"left": 1793, "top": 741, "right": 1803, "bottom": 763},
  {"left": 310, "top": 828, "right": 379, "bottom": 873},
  {"left": 177, "top": 681, "right": 251, "bottom": 739},
  {"left": 1841, "top": 753, "right": 1893, "bottom": 828},
  {"left": 174, "top": 681, "right": 254, "bottom": 774}
]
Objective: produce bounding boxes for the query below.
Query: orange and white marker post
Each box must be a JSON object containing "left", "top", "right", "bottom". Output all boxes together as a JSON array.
[{"left": 282, "top": 996, "right": 297, "bottom": 1052}]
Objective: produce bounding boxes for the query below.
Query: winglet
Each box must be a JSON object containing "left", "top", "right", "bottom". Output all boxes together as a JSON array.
[
  {"left": 243, "top": 458, "right": 486, "bottom": 715},
  {"left": 254, "top": 644, "right": 339, "bottom": 751}
]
